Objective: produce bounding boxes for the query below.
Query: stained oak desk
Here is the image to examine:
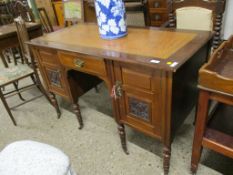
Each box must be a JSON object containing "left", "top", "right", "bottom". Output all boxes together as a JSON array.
[
  {"left": 28, "top": 24, "right": 213, "bottom": 175},
  {"left": 0, "top": 22, "right": 42, "bottom": 67}
]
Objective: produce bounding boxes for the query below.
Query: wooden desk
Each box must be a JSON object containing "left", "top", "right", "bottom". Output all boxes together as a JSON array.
[
  {"left": 0, "top": 22, "right": 42, "bottom": 67},
  {"left": 28, "top": 24, "right": 213, "bottom": 175}
]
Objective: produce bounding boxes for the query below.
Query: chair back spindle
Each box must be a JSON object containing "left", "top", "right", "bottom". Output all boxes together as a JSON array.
[
  {"left": 14, "top": 16, "right": 30, "bottom": 64},
  {"left": 168, "top": 0, "right": 226, "bottom": 49},
  {"left": 14, "top": 0, "right": 35, "bottom": 22},
  {"left": 38, "top": 7, "right": 54, "bottom": 33}
]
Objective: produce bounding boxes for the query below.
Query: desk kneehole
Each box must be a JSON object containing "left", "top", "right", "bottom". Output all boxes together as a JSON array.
[{"left": 58, "top": 51, "right": 107, "bottom": 77}]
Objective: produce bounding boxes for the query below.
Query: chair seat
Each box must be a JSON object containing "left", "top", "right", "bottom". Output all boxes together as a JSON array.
[
  {"left": 0, "top": 140, "right": 76, "bottom": 175},
  {"left": 0, "top": 65, "right": 34, "bottom": 86}
]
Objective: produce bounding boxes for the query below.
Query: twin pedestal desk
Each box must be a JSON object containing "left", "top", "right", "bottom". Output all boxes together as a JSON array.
[{"left": 28, "top": 24, "right": 213, "bottom": 174}]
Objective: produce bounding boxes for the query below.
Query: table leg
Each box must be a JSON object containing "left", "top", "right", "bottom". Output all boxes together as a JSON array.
[
  {"left": 163, "top": 145, "right": 171, "bottom": 175},
  {"left": 118, "top": 123, "right": 129, "bottom": 154},
  {"left": 48, "top": 92, "right": 61, "bottom": 119},
  {"left": 0, "top": 52, "right": 8, "bottom": 68},
  {"left": 191, "top": 90, "right": 210, "bottom": 174},
  {"left": 72, "top": 103, "right": 84, "bottom": 129}
]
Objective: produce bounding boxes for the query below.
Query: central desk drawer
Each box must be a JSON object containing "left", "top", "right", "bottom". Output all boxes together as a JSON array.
[{"left": 58, "top": 51, "right": 106, "bottom": 77}]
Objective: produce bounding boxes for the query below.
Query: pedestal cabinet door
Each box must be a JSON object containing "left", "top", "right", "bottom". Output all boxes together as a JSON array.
[
  {"left": 41, "top": 64, "right": 69, "bottom": 98},
  {"left": 114, "top": 63, "right": 162, "bottom": 139}
]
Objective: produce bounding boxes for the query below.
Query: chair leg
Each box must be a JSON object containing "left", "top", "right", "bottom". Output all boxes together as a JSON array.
[
  {"left": 0, "top": 87, "right": 17, "bottom": 126},
  {"left": 0, "top": 52, "right": 8, "bottom": 68},
  {"left": 11, "top": 48, "right": 18, "bottom": 65},
  {"left": 31, "top": 73, "right": 52, "bottom": 105},
  {"left": 5, "top": 50, "right": 11, "bottom": 63},
  {"left": 13, "top": 82, "right": 25, "bottom": 101},
  {"left": 17, "top": 47, "right": 24, "bottom": 64}
]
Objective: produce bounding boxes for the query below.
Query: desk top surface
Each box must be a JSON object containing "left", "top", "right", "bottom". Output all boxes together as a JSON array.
[
  {"left": 29, "top": 23, "right": 213, "bottom": 71},
  {"left": 0, "top": 22, "right": 40, "bottom": 39}
]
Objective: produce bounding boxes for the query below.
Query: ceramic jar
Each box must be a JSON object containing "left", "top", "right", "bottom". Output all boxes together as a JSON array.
[{"left": 95, "top": 0, "right": 127, "bottom": 39}]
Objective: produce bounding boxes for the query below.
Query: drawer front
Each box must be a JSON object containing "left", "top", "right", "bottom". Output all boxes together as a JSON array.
[
  {"left": 150, "top": 12, "right": 168, "bottom": 26},
  {"left": 38, "top": 48, "right": 60, "bottom": 66},
  {"left": 148, "top": 0, "right": 168, "bottom": 8},
  {"left": 41, "top": 64, "right": 69, "bottom": 98},
  {"left": 121, "top": 67, "right": 161, "bottom": 92},
  {"left": 58, "top": 51, "right": 107, "bottom": 77}
]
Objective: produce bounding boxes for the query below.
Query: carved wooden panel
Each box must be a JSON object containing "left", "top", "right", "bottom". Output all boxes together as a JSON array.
[
  {"left": 128, "top": 97, "right": 150, "bottom": 122},
  {"left": 46, "top": 68, "right": 62, "bottom": 87}
]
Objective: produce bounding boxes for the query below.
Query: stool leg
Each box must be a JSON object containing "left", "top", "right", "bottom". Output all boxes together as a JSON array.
[
  {"left": 118, "top": 123, "right": 129, "bottom": 154},
  {"left": 191, "top": 90, "right": 210, "bottom": 174},
  {"left": 0, "top": 87, "right": 17, "bottom": 126}
]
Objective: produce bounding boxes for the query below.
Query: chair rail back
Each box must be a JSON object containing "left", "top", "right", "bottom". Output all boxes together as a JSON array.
[
  {"left": 14, "top": 16, "right": 30, "bottom": 64},
  {"left": 168, "top": 0, "right": 226, "bottom": 49},
  {"left": 38, "top": 7, "right": 54, "bottom": 33},
  {"left": 14, "top": 0, "right": 35, "bottom": 22}
]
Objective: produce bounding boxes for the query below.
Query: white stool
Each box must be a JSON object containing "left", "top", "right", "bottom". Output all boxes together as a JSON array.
[{"left": 0, "top": 140, "right": 77, "bottom": 175}]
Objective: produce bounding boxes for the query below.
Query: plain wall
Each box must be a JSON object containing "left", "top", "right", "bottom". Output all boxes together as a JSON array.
[{"left": 223, "top": 1, "right": 233, "bottom": 39}]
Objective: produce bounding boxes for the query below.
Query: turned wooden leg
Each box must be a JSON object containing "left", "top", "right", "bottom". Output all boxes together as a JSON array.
[
  {"left": 13, "top": 82, "right": 25, "bottom": 101},
  {"left": 191, "top": 90, "right": 209, "bottom": 174},
  {"left": 0, "top": 52, "right": 8, "bottom": 68},
  {"left": 48, "top": 92, "right": 61, "bottom": 119},
  {"left": 118, "top": 124, "right": 129, "bottom": 154},
  {"left": 163, "top": 146, "right": 171, "bottom": 175},
  {"left": 0, "top": 87, "right": 17, "bottom": 126},
  {"left": 72, "top": 103, "right": 83, "bottom": 129}
]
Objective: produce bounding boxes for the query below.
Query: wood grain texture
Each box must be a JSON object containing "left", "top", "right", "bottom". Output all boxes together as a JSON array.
[
  {"left": 0, "top": 22, "right": 42, "bottom": 51},
  {"left": 31, "top": 24, "right": 196, "bottom": 59},
  {"left": 29, "top": 23, "right": 213, "bottom": 175},
  {"left": 0, "top": 23, "right": 40, "bottom": 39},
  {"left": 28, "top": 23, "right": 213, "bottom": 71},
  {"left": 199, "top": 36, "right": 233, "bottom": 95}
]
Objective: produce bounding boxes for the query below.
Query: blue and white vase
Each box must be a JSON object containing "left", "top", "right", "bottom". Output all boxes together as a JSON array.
[{"left": 95, "top": 0, "right": 127, "bottom": 40}]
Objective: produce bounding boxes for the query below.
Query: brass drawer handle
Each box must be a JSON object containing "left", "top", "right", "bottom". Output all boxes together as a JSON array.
[{"left": 74, "top": 59, "right": 85, "bottom": 68}]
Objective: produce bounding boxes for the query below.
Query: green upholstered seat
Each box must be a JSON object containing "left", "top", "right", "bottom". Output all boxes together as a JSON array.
[{"left": 0, "top": 65, "right": 34, "bottom": 86}]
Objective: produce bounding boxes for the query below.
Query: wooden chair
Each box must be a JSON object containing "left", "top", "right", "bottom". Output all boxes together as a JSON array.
[
  {"left": 0, "top": 14, "right": 23, "bottom": 67},
  {"left": 167, "top": 0, "right": 226, "bottom": 50},
  {"left": 13, "top": 0, "right": 35, "bottom": 22},
  {"left": 123, "top": 0, "right": 147, "bottom": 26},
  {"left": 38, "top": 7, "right": 54, "bottom": 33},
  {"left": 191, "top": 35, "right": 233, "bottom": 174},
  {"left": 0, "top": 14, "right": 13, "bottom": 25},
  {"left": 0, "top": 16, "right": 61, "bottom": 126},
  {"left": 63, "top": 0, "right": 84, "bottom": 27},
  {"left": 38, "top": 7, "right": 62, "bottom": 33}
]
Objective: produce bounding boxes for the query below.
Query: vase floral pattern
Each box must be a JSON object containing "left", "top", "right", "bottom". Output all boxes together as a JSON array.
[{"left": 95, "top": 0, "right": 127, "bottom": 39}]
